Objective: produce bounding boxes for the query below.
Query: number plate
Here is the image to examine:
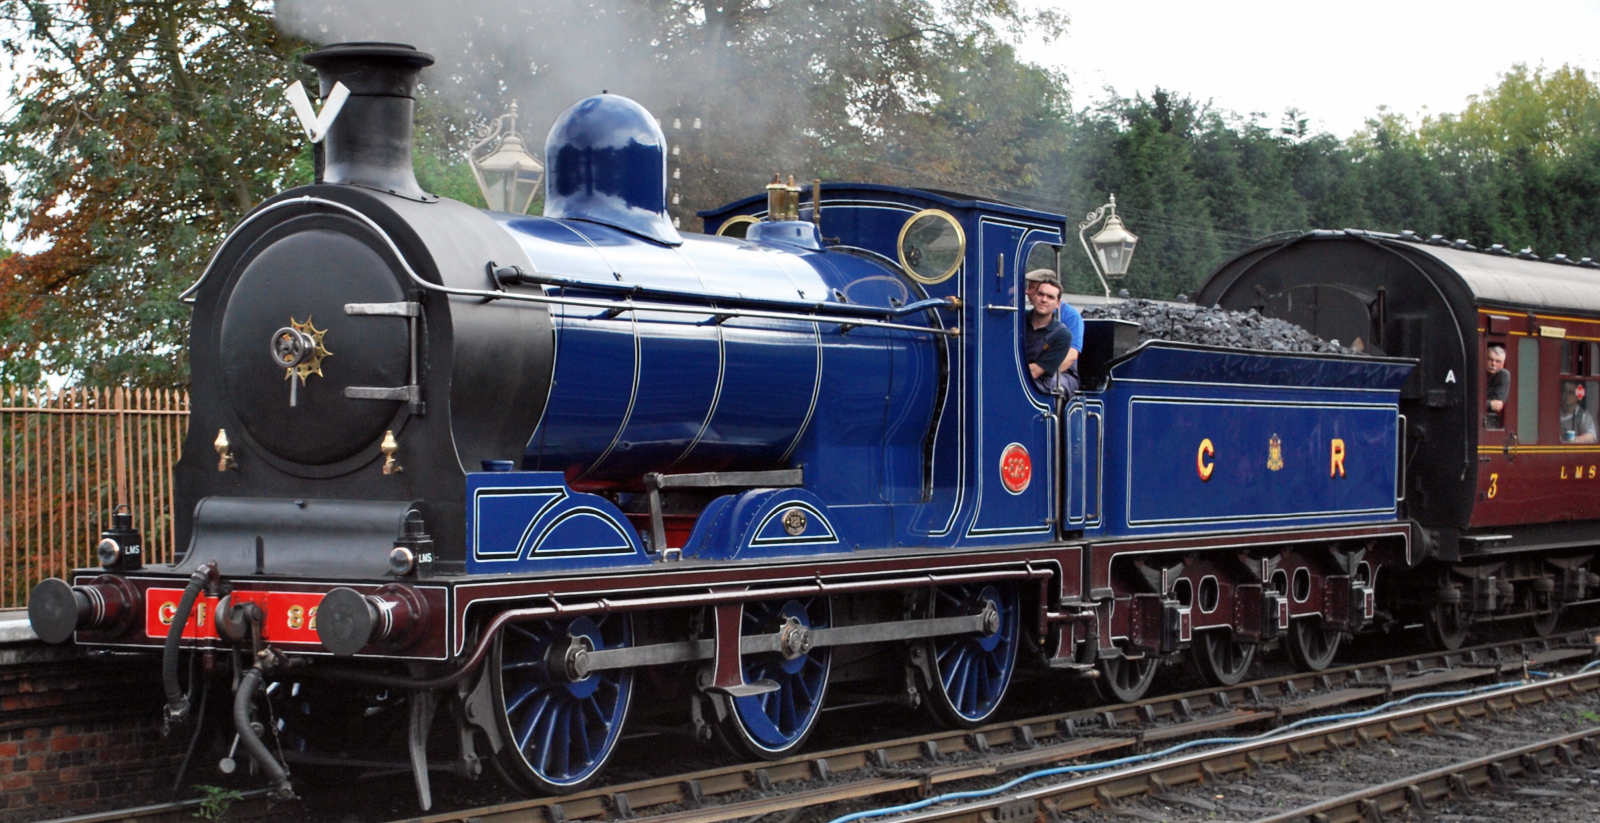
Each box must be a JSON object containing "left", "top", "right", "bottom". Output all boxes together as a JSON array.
[{"left": 145, "top": 588, "right": 326, "bottom": 644}]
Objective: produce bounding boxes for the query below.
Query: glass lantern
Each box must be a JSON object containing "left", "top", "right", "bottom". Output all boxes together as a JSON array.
[{"left": 469, "top": 101, "right": 544, "bottom": 214}]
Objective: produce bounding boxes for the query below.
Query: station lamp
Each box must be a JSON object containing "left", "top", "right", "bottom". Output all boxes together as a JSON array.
[
  {"left": 1078, "top": 194, "right": 1139, "bottom": 298},
  {"left": 468, "top": 101, "right": 544, "bottom": 214}
]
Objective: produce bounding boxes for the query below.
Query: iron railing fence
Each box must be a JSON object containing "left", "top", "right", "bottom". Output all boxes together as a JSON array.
[{"left": 0, "top": 386, "right": 189, "bottom": 608}]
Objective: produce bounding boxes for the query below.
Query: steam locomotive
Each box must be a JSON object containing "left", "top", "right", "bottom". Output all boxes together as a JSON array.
[{"left": 28, "top": 41, "right": 1588, "bottom": 807}]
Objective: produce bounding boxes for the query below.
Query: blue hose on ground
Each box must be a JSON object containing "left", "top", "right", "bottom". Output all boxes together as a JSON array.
[{"left": 827, "top": 675, "right": 1543, "bottom": 823}]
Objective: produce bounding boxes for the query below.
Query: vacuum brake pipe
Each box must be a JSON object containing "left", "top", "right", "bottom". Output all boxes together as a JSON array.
[
  {"left": 308, "top": 566, "right": 1055, "bottom": 690},
  {"left": 162, "top": 562, "right": 216, "bottom": 728},
  {"left": 234, "top": 665, "right": 295, "bottom": 800}
]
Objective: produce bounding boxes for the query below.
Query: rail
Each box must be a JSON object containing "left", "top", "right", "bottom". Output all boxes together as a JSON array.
[
  {"left": 383, "top": 631, "right": 1598, "bottom": 823},
  {"left": 1253, "top": 725, "right": 1600, "bottom": 822},
  {"left": 0, "top": 386, "right": 188, "bottom": 608}
]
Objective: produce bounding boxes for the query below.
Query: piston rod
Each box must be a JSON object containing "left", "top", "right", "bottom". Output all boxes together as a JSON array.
[{"left": 574, "top": 606, "right": 997, "bottom": 675}]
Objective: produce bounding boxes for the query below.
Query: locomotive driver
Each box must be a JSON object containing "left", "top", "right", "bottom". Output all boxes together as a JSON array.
[
  {"left": 1026, "top": 279, "right": 1073, "bottom": 395},
  {"left": 1025, "top": 269, "right": 1083, "bottom": 398}
]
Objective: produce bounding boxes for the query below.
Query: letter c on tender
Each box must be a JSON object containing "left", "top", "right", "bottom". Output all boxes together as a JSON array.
[{"left": 1196, "top": 438, "right": 1215, "bottom": 481}]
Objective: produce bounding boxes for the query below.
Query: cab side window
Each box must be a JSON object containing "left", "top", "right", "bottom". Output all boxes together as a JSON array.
[{"left": 1024, "top": 243, "right": 1059, "bottom": 281}]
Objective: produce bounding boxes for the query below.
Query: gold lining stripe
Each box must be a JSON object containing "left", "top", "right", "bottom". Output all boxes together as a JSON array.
[
  {"left": 1478, "top": 309, "right": 1600, "bottom": 326},
  {"left": 1480, "top": 330, "right": 1600, "bottom": 342},
  {"left": 1476, "top": 445, "right": 1600, "bottom": 453}
]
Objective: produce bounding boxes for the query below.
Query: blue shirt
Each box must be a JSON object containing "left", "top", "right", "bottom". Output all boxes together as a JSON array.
[{"left": 1059, "top": 302, "right": 1084, "bottom": 358}]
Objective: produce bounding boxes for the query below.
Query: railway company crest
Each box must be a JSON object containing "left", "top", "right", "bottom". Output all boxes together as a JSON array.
[
  {"left": 1268, "top": 434, "right": 1284, "bottom": 471},
  {"left": 1000, "top": 443, "right": 1032, "bottom": 494}
]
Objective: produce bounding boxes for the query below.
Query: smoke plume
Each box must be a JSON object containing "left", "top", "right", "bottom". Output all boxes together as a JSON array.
[{"left": 274, "top": 0, "right": 818, "bottom": 217}]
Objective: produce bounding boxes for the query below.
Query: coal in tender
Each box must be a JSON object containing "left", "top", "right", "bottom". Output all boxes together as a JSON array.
[{"left": 1080, "top": 299, "right": 1359, "bottom": 355}]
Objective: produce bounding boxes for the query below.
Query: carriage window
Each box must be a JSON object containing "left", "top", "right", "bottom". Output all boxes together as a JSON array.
[
  {"left": 1555, "top": 342, "right": 1600, "bottom": 443},
  {"left": 1517, "top": 339, "right": 1539, "bottom": 443},
  {"left": 1485, "top": 343, "right": 1508, "bottom": 430},
  {"left": 1558, "top": 380, "right": 1600, "bottom": 443},
  {"left": 1562, "top": 341, "right": 1600, "bottom": 377}
]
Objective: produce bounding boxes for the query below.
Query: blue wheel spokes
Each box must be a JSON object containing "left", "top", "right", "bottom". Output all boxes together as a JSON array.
[
  {"left": 730, "top": 598, "right": 831, "bottom": 753},
  {"left": 510, "top": 685, "right": 552, "bottom": 739},
  {"left": 930, "top": 583, "right": 1018, "bottom": 723},
  {"left": 499, "top": 615, "right": 633, "bottom": 789}
]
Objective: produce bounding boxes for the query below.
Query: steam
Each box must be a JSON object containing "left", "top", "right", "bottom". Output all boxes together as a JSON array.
[{"left": 274, "top": 0, "right": 815, "bottom": 192}]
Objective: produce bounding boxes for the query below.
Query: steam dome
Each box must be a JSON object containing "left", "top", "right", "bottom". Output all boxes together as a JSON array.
[{"left": 543, "top": 94, "right": 682, "bottom": 246}]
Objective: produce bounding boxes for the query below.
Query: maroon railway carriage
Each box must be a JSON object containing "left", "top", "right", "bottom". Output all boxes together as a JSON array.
[{"left": 1200, "top": 230, "right": 1600, "bottom": 649}]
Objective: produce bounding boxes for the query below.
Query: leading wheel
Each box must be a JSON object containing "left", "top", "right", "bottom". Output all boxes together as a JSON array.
[
  {"left": 1426, "top": 601, "right": 1470, "bottom": 651},
  {"left": 921, "top": 583, "right": 1020, "bottom": 728},
  {"left": 715, "top": 598, "right": 832, "bottom": 760},
  {"left": 1095, "top": 654, "right": 1158, "bottom": 703},
  {"left": 490, "top": 614, "right": 634, "bottom": 794},
  {"left": 1286, "top": 617, "right": 1341, "bottom": 671},
  {"left": 1191, "top": 630, "right": 1256, "bottom": 687}
]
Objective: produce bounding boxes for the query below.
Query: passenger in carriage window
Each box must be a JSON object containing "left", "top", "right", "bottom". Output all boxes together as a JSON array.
[
  {"left": 1485, "top": 344, "right": 1508, "bottom": 429},
  {"left": 1559, "top": 380, "right": 1597, "bottom": 444},
  {"left": 1025, "top": 270, "right": 1082, "bottom": 399}
]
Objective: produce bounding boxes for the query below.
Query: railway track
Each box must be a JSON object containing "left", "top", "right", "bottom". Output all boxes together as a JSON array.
[
  {"left": 1251, "top": 727, "right": 1600, "bottom": 823},
  {"left": 383, "top": 630, "right": 1599, "bottom": 823},
  {"left": 870, "top": 663, "right": 1600, "bottom": 823},
  {"left": 35, "top": 630, "right": 1600, "bottom": 823}
]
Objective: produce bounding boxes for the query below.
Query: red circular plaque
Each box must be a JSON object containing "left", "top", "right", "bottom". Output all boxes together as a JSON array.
[{"left": 1000, "top": 443, "right": 1032, "bottom": 494}]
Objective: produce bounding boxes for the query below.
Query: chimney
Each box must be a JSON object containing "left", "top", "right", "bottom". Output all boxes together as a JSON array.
[{"left": 301, "top": 42, "right": 435, "bottom": 200}]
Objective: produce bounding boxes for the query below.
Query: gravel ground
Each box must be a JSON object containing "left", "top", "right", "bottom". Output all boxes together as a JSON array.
[
  {"left": 1042, "top": 681, "right": 1600, "bottom": 822},
  {"left": 1081, "top": 300, "right": 1358, "bottom": 354},
  {"left": 259, "top": 627, "right": 1575, "bottom": 823}
]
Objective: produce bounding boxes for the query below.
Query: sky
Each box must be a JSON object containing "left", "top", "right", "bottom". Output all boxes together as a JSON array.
[{"left": 1020, "top": 0, "right": 1600, "bottom": 137}]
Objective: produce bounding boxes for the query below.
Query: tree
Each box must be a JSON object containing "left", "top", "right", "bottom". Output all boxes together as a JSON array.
[
  {"left": 1343, "top": 64, "right": 1600, "bottom": 259},
  {"left": 0, "top": 0, "right": 309, "bottom": 386}
]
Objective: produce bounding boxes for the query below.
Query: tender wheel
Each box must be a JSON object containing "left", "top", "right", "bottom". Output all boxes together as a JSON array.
[
  {"left": 715, "top": 598, "right": 832, "bottom": 759},
  {"left": 1095, "top": 654, "right": 1158, "bottom": 703},
  {"left": 1191, "top": 630, "right": 1257, "bottom": 687},
  {"left": 921, "top": 583, "right": 1020, "bottom": 728},
  {"left": 1526, "top": 594, "right": 1561, "bottom": 638},
  {"left": 490, "top": 614, "right": 634, "bottom": 794},
  {"left": 1426, "top": 601, "right": 1470, "bottom": 651},
  {"left": 1286, "top": 617, "right": 1341, "bottom": 671}
]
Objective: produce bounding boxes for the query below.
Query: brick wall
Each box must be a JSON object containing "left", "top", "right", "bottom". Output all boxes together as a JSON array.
[{"left": 0, "top": 641, "right": 189, "bottom": 821}]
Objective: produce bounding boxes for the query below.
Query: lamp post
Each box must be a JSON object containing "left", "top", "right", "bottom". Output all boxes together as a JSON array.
[
  {"left": 468, "top": 101, "right": 544, "bottom": 214},
  {"left": 1078, "top": 194, "right": 1139, "bottom": 298}
]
